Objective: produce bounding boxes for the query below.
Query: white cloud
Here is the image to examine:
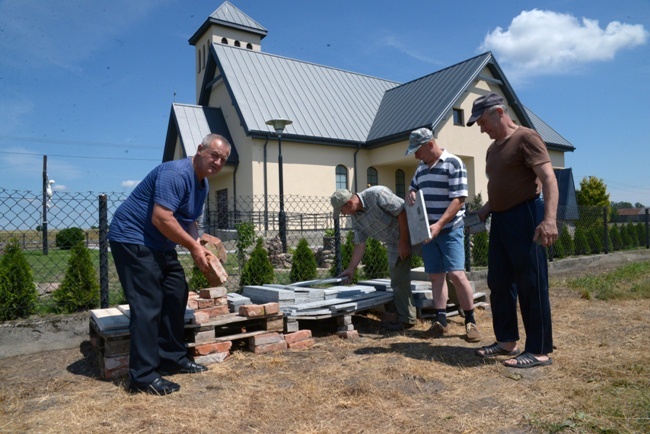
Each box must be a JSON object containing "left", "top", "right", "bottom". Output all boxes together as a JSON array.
[
  {"left": 121, "top": 180, "right": 141, "bottom": 189},
  {"left": 480, "top": 9, "right": 648, "bottom": 79}
]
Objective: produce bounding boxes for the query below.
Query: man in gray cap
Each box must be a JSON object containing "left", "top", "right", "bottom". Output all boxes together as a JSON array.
[
  {"left": 405, "top": 128, "right": 481, "bottom": 342},
  {"left": 467, "top": 92, "right": 558, "bottom": 368},
  {"left": 331, "top": 186, "right": 417, "bottom": 331}
]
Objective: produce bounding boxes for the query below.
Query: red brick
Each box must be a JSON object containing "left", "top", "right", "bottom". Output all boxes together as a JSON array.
[
  {"left": 251, "top": 340, "right": 287, "bottom": 354},
  {"left": 204, "top": 255, "right": 228, "bottom": 286},
  {"left": 193, "top": 351, "right": 229, "bottom": 365},
  {"left": 213, "top": 296, "right": 228, "bottom": 306},
  {"left": 239, "top": 304, "right": 265, "bottom": 317},
  {"left": 263, "top": 302, "right": 280, "bottom": 315},
  {"left": 199, "top": 234, "right": 228, "bottom": 263},
  {"left": 197, "top": 298, "right": 215, "bottom": 309},
  {"left": 249, "top": 332, "right": 283, "bottom": 346},
  {"left": 337, "top": 330, "right": 359, "bottom": 340},
  {"left": 188, "top": 291, "right": 200, "bottom": 300},
  {"left": 199, "top": 287, "right": 227, "bottom": 299},
  {"left": 204, "top": 305, "right": 230, "bottom": 318},
  {"left": 193, "top": 310, "right": 210, "bottom": 324},
  {"left": 288, "top": 338, "right": 315, "bottom": 349},
  {"left": 284, "top": 329, "right": 312, "bottom": 344},
  {"left": 187, "top": 299, "right": 198, "bottom": 310},
  {"left": 101, "top": 355, "right": 129, "bottom": 379},
  {"left": 191, "top": 341, "right": 232, "bottom": 356}
]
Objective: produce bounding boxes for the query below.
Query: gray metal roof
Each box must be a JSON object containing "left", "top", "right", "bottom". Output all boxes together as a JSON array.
[
  {"left": 524, "top": 106, "right": 575, "bottom": 152},
  {"left": 367, "top": 53, "right": 492, "bottom": 144},
  {"left": 204, "top": 43, "right": 575, "bottom": 152},
  {"left": 163, "top": 103, "right": 238, "bottom": 164},
  {"left": 213, "top": 43, "right": 398, "bottom": 144},
  {"left": 189, "top": 2, "right": 267, "bottom": 45}
]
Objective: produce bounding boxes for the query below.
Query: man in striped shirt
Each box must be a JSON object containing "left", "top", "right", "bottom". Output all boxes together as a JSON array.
[{"left": 406, "top": 128, "right": 481, "bottom": 342}]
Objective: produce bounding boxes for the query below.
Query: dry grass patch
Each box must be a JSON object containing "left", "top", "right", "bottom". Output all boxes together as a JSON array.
[{"left": 1, "top": 265, "right": 649, "bottom": 433}]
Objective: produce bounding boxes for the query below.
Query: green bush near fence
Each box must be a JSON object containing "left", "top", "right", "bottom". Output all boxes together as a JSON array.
[
  {"left": 0, "top": 238, "right": 38, "bottom": 320},
  {"left": 240, "top": 238, "right": 274, "bottom": 287},
  {"left": 363, "top": 237, "right": 389, "bottom": 279},
  {"left": 52, "top": 241, "right": 100, "bottom": 313},
  {"left": 55, "top": 227, "right": 85, "bottom": 250},
  {"left": 472, "top": 231, "right": 489, "bottom": 267},
  {"left": 188, "top": 264, "right": 210, "bottom": 291},
  {"left": 290, "top": 238, "right": 318, "bottom": 283}
]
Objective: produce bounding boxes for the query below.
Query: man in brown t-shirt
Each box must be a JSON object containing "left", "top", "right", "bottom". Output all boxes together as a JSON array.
[{"left": 467, "top": 92, "right": 558, "bottom": 368}]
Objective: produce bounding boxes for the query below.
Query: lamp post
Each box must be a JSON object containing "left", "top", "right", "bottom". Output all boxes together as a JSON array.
[{"left": 266, "top": 118, "right": 293, "bottom": 253}]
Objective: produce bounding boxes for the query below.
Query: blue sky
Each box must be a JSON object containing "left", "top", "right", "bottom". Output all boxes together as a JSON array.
[{"left": 0, "top": 0, "right": 648, "bottom": 205}]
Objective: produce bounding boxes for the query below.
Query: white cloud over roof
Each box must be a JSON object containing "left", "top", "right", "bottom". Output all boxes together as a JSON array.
[{"left": 481, "top": 9, "right": 648, "bottom": 79}]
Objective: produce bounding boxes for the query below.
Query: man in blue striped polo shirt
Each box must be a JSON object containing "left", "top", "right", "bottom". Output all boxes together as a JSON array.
[{"left": 405, "top": 128, "right": 481, "bottom": 342}]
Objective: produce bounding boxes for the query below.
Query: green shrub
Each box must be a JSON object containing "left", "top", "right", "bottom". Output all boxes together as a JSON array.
[
  {"left": 588, "top": 227, "right": 604, "bottom": 254},
  {"left": 235, "top": 222, "right": 256, "bottom": 269},
  {"left": 555, "top": 224, "right": 573, "bottom": 258},
  {"left": 471, "top": 231, "right": 489, "bottom": 267},
  {"left": 240, "top": 237, "right": 274, "bottom": 287},
  {"left": 290, "top": 238, "right": 318, "bottom": 283},
  {"left": 620, "top": 224, "right": 634, "bottom": 249},
  {"left": 0, "top": 238, "right": 38, "bottom": 320},
  {"left": 56, "top": 227, "right": 85, "bottom": 250},
  {"left": 329, "top": 230, "right": 359, "bottom": 283},
  {"left": 636, "top": 222, "right": 647, "bottom": 246},
  {"left": 610, "top": 225, "right": 622, "bottom": 251},
  {"left": 362, "top": 237, "right": 389, "bottom": 279},
  {"left": 573, "top": 226, "right": 591, "bottom": 256},
  {"left": 52, "top": 241, "right": 99, "bottom": 313},
  {"left": 188, "top": 264, "right": 209, "bottom": 291},
  {"left": 410, "top": 253, "right": 424, "bottom": 269}
]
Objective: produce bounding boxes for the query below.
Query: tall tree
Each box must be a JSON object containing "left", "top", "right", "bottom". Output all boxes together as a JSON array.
[{"left": 576, "top": 176, "right": 610, "bottom": 207}]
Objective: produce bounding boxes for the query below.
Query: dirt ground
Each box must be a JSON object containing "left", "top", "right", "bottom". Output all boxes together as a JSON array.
[{"left": 1, "top": 251, "right": 649, "bottom": 433}]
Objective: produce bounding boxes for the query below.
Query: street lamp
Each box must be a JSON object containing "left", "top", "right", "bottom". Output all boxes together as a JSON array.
[{"left": 266, "top": 118, "right": 293, "bottom": 253}]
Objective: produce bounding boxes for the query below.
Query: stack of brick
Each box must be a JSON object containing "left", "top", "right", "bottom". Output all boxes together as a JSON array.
[{"left": 188, "top": 287, "right": 230, "bottom": 324}]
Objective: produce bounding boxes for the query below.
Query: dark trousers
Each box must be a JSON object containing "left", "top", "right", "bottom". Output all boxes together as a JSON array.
[
  {"left": 110, "top": 241, "right": 190, "bottom": 385},
  {"left": 487, "top": 197, "right": 553, "bottom": 355}
]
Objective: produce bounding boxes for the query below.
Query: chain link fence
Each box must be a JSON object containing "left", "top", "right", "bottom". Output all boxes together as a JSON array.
[{"left": 1, "top": 186, "right": 649, "bottom": 320}]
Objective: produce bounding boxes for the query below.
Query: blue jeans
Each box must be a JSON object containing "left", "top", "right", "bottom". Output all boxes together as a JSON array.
[{"left": 487, "top": 197, "right": 553, "bottom": 355}]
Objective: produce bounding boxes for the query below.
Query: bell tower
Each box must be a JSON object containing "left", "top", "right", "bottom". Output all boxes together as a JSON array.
[{"left": 189, "top": 1, "right": 268, "bottom": 101}]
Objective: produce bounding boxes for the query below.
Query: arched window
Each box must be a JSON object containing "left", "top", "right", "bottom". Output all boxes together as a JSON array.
[
  {"left": 395, "top": 169, "right": 406, "bottom": 198},
  {"left": 221, "top": 37, "right": 228, "bottom": 45},
  {"left": 246, "top": 43, "right": 253, "bottom": 50},
  {"left": 234, "top": 40, "right": 241, "bottom": 47},
  {"left": 336, "top": 165, "right": 348, "bottom": 190},
  {"left": 367, "top": 167, "right": 378, "bottom": 187}
]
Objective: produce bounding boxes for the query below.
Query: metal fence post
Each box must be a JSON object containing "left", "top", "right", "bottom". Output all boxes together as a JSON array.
[
  {"left": 334, "top": 217, "right": 342, "bottom": 276},
  {"left": 603, "top": 206, "right": 609, "bottom": 254},
  {"left": 645, "top": 208, "right": 650, "bottom": 249},
  {"left": 99, "top": 194, "right": 109, "bottom": 308},
  {"left": 646, "top": 208, "right": 649, "bottom": 249}
]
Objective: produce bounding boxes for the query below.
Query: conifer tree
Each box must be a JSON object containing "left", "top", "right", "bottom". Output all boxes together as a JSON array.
[
  {"left": 290, "top": 238, "right": 318, "bottom": 283},
  {"left": 0, "top": 238, "right": 38, "bottom": 320},
  {"left": 53, "top": 241, "right": 99, "bottom": 313},
  {"left": 240, "top": 237, "right": 274, "bottom": 287},
  {"left": 573, "top": 226, "right": 591, "bottom": 256},
  {"left": 362, "top": 237, "right": 389, "bottom": 279}
]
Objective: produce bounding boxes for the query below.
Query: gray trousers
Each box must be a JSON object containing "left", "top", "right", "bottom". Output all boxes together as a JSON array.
[{"left": 390, "top": 254, "right": 416, "bottom": 324}]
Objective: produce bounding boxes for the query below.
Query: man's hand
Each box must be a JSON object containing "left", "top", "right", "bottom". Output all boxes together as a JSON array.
[
  {"left": 406, "top": 190, "right": 416, "bottom": 206},
  {"left": 190, "top": 246, "right": 213, "bottom": 273},
  {"left": 533, "top": 219, "right": 558, "bottom": 247},
  {"left": 337, "top": 268, "right": 355, "bottom": 284},
  {"left": 477, "top": 203, "right": 491, "bottom": 222},
  {"left": 398, "top": 236, "right": 411, "bottom": 259}
]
